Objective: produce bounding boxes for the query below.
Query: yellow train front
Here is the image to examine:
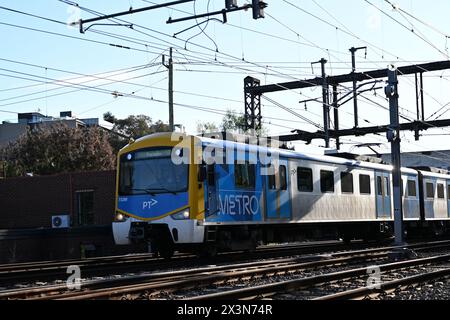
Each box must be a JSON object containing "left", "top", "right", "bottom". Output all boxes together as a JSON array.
[{"left": 112, "top": 133, "right": 206, "bottom": 258}]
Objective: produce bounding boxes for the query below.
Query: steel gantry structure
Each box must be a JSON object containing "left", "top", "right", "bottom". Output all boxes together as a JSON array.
[
  {"left": 244, "top": 59, "right": 450, "bottom": 146},
  {"left": 243, "top": 57, "right": 450, "bottom": 245}
]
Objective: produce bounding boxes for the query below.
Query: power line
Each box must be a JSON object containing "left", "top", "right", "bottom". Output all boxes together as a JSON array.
[
  {"left": 281, "top": 0, "right": 450, "bottom": 122},
  {"left": 5, "top": 1, "right": 450, "bottom": 153},
  {"left": 0, "top": 5, "right": 67, "bottom": 25},
  {"left": 365, "top": 0, "right": 449, "bottom": 59},
  {"left": 384, "top": 0, "right": 450, "bottom": 38}
]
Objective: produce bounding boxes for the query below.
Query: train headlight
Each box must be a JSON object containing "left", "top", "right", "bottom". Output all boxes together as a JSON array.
[
  {"left": 114, "top": 212, "right": 128, "bottom": 222},
  {"left": 171, "top": 208, "right": 190, "bottom": 220}
]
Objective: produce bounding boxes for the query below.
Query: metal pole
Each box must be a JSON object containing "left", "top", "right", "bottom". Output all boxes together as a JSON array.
[
  {"left": 76, "top": 0, "right": 194, "bottom": 32},
  {"left": 349, "top": 47, "right": 366, "bottom": 128},
  {"left": 244, "top": 76, "right": 261, "bottom": 132},
  {"left": 385, "top": 67, "right": 404, "bottom": 245},
  {"left": 420, "top": 72, "right": 425, "bottom": 121},
  {"left": 319, "top": 58, "right": 330, "bottom": 148},
  {"left": 414, "top": 73, "right": 420, "bottom": 140},
  {"left": 168, "top": 48, "right": 174, "bottom": 132},
  {"left": 333, "top": 85, "right": 340, "bottom": 150},
  {"left": 350, "top": 47, "right": 358, "bottom": 128}
]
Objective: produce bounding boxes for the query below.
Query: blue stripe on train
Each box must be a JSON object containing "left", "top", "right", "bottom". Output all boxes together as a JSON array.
[
  {"left": 118, "top": 192, "right": 189, "bottom": 220},
  {"left": 204, "top": 157, "right": 264, "bottom": 223},
  {"left": 206, "top": 189, "right": 264, "bottom": 222}
]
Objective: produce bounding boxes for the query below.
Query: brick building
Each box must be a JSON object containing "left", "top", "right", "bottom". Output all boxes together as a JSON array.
[{"left": 0, "top": 170, "right": 145, "bottom": 263}]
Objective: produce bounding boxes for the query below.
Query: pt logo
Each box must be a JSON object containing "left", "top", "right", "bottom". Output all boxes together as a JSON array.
[{"left": 143, "top": 199, "right": 158, "bottom": 210}]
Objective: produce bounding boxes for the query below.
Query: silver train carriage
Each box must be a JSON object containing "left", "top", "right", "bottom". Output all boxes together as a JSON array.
[{"left": 113, "top": 133, "right": 450, "bottom": 258}]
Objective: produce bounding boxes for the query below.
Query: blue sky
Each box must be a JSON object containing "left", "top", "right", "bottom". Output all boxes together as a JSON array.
[{"left": 1, "top": 0, "right": 450, "bottom": 156}]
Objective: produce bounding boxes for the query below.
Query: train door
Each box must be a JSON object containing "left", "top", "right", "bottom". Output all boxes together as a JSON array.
[
  {"left": 375, "top": 171, "right": 392, "bottom": 218},
  {"left": 206, "top": 164, "right": 218, "bottom": 215},
  {"left": 265, "top": 159, "right": 292, "bottom": 220}
]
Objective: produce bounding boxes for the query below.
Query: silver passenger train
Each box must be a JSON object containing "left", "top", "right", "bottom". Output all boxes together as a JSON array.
[{"left": 112, "top": 133, "right": 450, "bottom": 257}]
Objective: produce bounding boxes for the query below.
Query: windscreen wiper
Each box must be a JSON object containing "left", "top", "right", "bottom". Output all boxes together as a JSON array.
[
  {"left": 129, "top": 188, "right": 157, "bottom": 196},
  {"left": 126, "top": 187, "right": 184, "bottom": 195},
  {"left": 144, "top": 187, "right": 183, "bottom": 195}
]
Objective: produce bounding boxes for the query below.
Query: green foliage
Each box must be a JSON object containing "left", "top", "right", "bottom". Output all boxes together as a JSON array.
[
  {"left": 1, "top": 124, "right": 115, "bottom": 177},
  {"left": 103, "top": 112, "right": 171, "bottom": 153},
  {"left": 196, "top": 110, "right": 268, "bottom": 137},
  {"left": 196, "top": 121, "right": 218, "bottom": 134},
  {"left": 220, "top": 110, "right": 246, "bottom": 132}
]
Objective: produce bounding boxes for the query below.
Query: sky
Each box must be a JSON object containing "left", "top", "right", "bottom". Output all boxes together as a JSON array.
[{"left": 1, "top": 0, "right": 450, "bottom": 158}]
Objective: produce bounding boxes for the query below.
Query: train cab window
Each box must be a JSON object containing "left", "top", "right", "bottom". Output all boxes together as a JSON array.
[
  {"left": 297, "top": 167, "right": 313, "bottom": 192},
  {"left": 280, "top": 165, "right": 287, "bottom": 191},
  {"left": 426, "top": 182, "right": 435, "bottom": 199},
  {"left": 407, "top": 180, "right": 417, "bottom": 197},
  {"left": 340, "top": 172, "right": 354, "bottom": 194},
  {"left": 234, "top": 161, "right": 256, "bottom": 189},
  {"left": 437, "top": 184, "right": 445, "bottom": 199},
  {"left": 320, "top": 170, "right": 335, "bottom": 193}
]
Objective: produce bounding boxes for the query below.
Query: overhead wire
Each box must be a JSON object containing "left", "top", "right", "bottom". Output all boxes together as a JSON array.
[{"left": 1, "top": 0, "right": 448, "bottom": 159}]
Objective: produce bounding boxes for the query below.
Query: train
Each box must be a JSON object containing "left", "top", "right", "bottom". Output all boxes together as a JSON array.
[{"left": 112, "top": 132, "right": 450, "bottom": 258}]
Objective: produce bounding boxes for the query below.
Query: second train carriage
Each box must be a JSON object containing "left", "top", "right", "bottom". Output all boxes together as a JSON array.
[{"left": 113, "top": 133, "right": 450, "bottom": 258}]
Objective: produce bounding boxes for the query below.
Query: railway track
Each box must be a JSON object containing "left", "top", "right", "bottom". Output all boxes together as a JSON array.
[
  {"left": 0, "top": 240, "right": 380, "bottom": 285},
  {"left": 3, "top": 239, "right": 450, "bottom": 300},
  {"left": 188, "top": 249, "right": 450, "bottom": 300},
  {"left": 314, "top": 264, "right": 450, "bottom": 300}
]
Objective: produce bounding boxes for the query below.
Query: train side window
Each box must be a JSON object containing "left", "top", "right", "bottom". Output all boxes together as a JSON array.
[
  {"left": 426, "top": 182, "right": 435, "bottom": 199},
  {"left": 359, "top": 174, "right": 371, "bottom": 195},
  {"left": 407, "top": 180, "right": 417, "bottom": 197},
  {"left": 297, "top": 167, "right": 313, "bottom": 192},
  {"left": 377, "top": 176, "right": 383, "bottom": 196},
  {"left": 341, "top": 172, "right": 354, "bottom": 194},
  {"left": 320, "top": 170, "right": 334, "bottom": 193},
  {"left": 437, "top": 183, "right": 445, "bottom": 199},
  {"left": 235, "top": 161, "right": 256, "bottom": 189},
  {"left": 280, "top": 165, "right": 287, "bottom": 191},
  {"left": 448, "top": 184, "right": 450, "bottom": 199}
]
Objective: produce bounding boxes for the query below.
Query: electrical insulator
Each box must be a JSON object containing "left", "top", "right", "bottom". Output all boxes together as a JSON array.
[
  {"left": 252, "top": 0, "right": 267, "bottom": 19},
  {"left": 225, "top": 0, "right": 238, "bottom": 10}
]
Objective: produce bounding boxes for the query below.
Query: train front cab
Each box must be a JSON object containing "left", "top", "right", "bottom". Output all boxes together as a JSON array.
[{"left": 112, "top": 133, "right": 207, "bottom": 258}]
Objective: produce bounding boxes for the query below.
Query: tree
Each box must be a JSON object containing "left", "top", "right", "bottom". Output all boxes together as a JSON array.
[
  {"left": 196, "top": 121, "right": 218, "bottom": 134},
  {"left": 1, "top": 124, "right": 115, "bottom": 177},
  {"left": 196, "top": 110, "right": 268, "bottom": 136},
  {"left": 103, "top": 112, "right": 171, "bottom": 153},
  {"left": 221, "top": 110, "right": 246, "bottom": 132}
]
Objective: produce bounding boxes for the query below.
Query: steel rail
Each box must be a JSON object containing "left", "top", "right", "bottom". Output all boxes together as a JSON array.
[
  {"left": 188, "top": 253, "right": 450, "bottom": 300},
  {"left": 3, "top": 240, "right": 450, "bottom": 300},
  {"left": 314, "top": 268, "right": 450, "bottom": 300}
]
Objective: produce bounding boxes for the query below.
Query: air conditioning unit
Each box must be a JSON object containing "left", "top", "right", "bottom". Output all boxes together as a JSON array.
[{"left": 52, "top": 215, "right": 70, "bottom": 228}]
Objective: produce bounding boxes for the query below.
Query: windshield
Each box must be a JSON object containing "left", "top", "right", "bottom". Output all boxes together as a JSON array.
[{"left": 119, "top": 148, "right": 189, "bottom": 196}]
